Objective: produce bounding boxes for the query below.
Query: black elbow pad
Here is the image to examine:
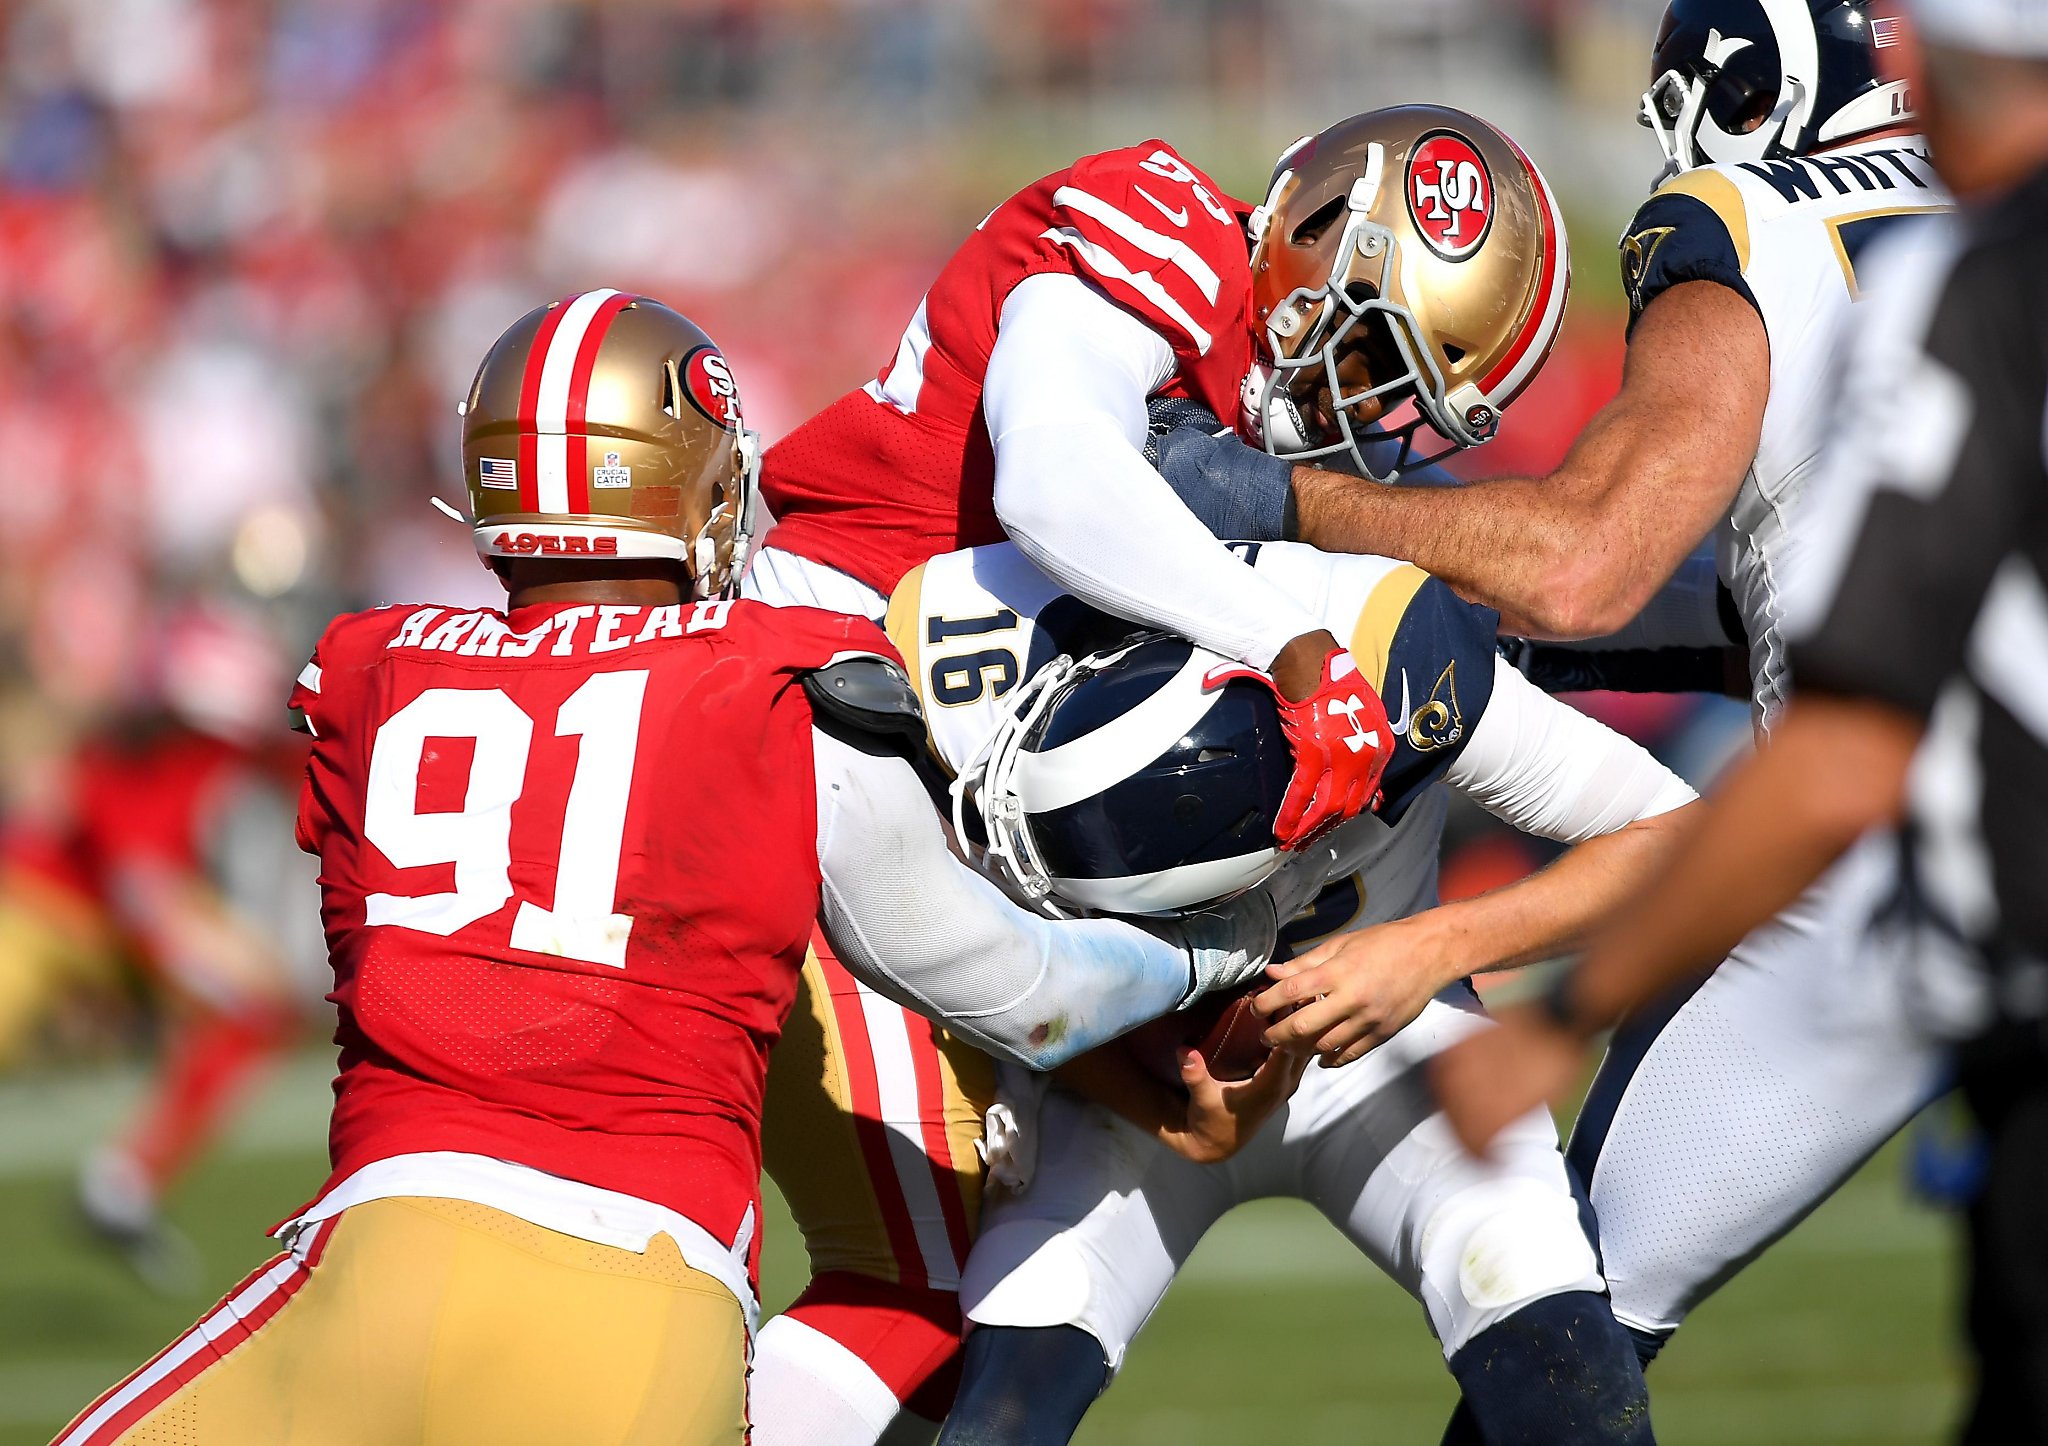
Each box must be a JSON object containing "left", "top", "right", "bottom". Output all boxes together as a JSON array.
[{"left": 802, "top": 656, "right": 927, "bottom": 757}]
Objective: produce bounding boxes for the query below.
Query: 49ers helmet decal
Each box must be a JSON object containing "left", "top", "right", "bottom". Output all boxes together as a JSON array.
[
  {"left": 679, "top": 345, "right": 743, "bottom": 430},
  {"left": 1244, "top": 105, "right": 1571, "bottom": 482},
  {"left": 460, "top": 291, "right": 759, "bottom": 599},
  {"left": 1406, "top": 131, "right": 1495, "bottom": 261}
]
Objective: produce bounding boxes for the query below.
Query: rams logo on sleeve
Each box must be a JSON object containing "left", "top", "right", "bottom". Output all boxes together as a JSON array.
[
  {"left": 1349, "top": 571, "right": 1498, "bottom": 823},
  {"left": 1402, "top": 660, "right": 1466, "bottom": 753},
  {"left": 1619, "top": 171, "right": 1756, "bottom": 330}
]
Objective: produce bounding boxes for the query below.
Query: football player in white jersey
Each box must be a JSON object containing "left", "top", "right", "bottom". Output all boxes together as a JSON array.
[
  {"left": 1150, "top": 0, "right": 1958, "bottom": 1374},
  {"left": 892, "top": 539, "right": 1693, "bottom": 1445}
]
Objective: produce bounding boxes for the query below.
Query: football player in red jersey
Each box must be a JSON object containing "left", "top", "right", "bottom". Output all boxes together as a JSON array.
[
  {"left": 743, "top": 105, "right": 1571, "bottom": 1444},
  {"left": 0, "top": 603, "right": 315, "bottom": 1294},
  {"left": 48, "top": 295, "right": 1276, "bottom": 1446}
]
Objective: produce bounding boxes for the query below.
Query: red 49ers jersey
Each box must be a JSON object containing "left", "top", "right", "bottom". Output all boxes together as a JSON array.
[
  {"left": 4, "top": 730, "right": 249, "bottom": 903},
  {"left": 760, "top": 141, "right": 1255, "bottom": 595},
  {"left": 288, "top": 596, "right": 894, "bottom": 1266}
]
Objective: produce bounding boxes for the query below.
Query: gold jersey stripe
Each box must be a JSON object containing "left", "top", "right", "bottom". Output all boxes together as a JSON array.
[
  {"left": 1824, "top": 203, "right": 1951, "bottom": 298},
  {"left": 884, "top": 563, "right": 931, "bottom": 709},
  {"left": 1348, "top": 563, "right": 1430, "bottom": 695},
  {"left": 1657, "top": 169, "right": 1751, "bottom": 272}
]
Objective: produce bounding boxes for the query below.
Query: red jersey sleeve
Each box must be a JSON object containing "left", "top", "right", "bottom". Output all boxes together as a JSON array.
[
  {"left": 287, "top": 625, "right": 334, "bottom": 855},
  {"left": 1042, "top": 142, "right": 1254, "bottom": 371},
  {"left": 286, "top": 605, "right": 435, "bottom": 856}
]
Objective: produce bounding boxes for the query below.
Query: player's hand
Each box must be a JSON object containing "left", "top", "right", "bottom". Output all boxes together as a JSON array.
[
  {"left": 1429, "top": 1003, "right": 1590, "bottom": 1157},
  {"left": 1158, "top": 1044, "right": 1308, "bottom": 1165},
  {"left": 1207, "top": 634, "right": 1394, "bottom": 851},
  {"left": 1250, "top": 919, "right": 1445, "bottom": 1066}
]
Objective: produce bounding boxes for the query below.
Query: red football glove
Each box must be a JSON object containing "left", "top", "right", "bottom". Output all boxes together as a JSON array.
[{"left": 1207, "top": 649, "right": 1394, "bottom": 851}]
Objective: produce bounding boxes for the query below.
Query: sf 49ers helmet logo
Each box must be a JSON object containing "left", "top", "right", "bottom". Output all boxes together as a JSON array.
[
  {"left": 681, "top": 346, "right": 742, "bottom": 431},
  {"left": 1406, "top": 132, "right": 1493, "bottom": 261}
]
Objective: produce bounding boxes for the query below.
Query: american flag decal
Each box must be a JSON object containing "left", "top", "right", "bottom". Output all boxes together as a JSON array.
[
  {"left": 1871, "top": 15, "right": 1902, "bottom": 47},
  {"left": 478, "top": 457, "right": 518, "bottom": 489}
]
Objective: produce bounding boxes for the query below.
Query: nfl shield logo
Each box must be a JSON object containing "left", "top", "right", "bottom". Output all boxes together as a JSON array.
[{"left": 592, "top": 451, "right": 632, "bottom": 489}]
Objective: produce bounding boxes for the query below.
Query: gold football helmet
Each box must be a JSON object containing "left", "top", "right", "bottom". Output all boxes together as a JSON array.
[
  {"left": 1244, "top": 105, "right": 1571, "bottom": 479},
  {"left": 460, "top": 291, "right": 758, "bottom": 599}
]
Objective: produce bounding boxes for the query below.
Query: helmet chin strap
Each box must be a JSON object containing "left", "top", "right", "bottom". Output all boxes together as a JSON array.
[
  {"left": 1239, "top": 363, "right": 1317, "bottom": 455},
  {"left": 693, "top": 426, "right": 763, "bottom": 601}
]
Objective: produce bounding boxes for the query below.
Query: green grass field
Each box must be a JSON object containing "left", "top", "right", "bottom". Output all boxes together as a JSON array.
[{"left": 0, "top": 1050, "right": 1966, "bottom": 1445}]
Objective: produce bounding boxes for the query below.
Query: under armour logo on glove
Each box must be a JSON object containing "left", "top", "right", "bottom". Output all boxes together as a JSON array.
[
  {"left": 1204, "top": 649, "right": 1394, "bottom": 851},
  {"left": 1327, "top": 692, "right": 1381, "bottom": 755}
]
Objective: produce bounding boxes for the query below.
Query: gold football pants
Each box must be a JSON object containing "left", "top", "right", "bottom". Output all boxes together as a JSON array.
[{"left": 50, "top": 1196, "right": 748, "bottom": 1446}]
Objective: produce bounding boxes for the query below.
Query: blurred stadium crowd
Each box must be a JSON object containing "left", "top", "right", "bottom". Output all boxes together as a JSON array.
[{"left": 0, "top": 0, "right": 1664, "bottom": 717}]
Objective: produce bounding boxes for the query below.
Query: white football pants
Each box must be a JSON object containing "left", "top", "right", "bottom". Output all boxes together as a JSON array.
[
  {"left": 960, "top": 995, "right": 1608, "bottom": 1369},
  {"left": 1570, "top": 834, "right": 1955, "bottom": 1338}
]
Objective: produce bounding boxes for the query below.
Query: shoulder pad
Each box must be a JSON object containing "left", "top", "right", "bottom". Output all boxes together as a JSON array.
[
  {"left": 802, "top": 654, "right": 926, "bottom": 743},
  {"left": 1621, "top": 174, "right": 1758, "bottom": 330},
  {"left": 1646, "top": 168, "right": 1751, "bottom": 266}
]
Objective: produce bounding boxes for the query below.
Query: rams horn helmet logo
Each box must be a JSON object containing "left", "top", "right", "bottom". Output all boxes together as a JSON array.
[{"left": 1406, "top": 132, "right": 1494, "bottom": 261}]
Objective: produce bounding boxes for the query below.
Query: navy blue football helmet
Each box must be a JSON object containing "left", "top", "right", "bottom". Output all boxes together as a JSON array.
[
  {"left": 958, "top": 635, "right": 1293, "bottom": 917},
  {"left": 1642, "top": 0, "right": 1914, "bottom": 175}
]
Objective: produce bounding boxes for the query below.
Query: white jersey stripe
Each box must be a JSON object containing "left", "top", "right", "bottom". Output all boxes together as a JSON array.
[
  {"left": 537, "top": 433, "right": 572, "bottom": 514},
  {"left": 854, "top": 976, "right": 962, "bottom": 1286},
  {"left": 533, "top": 288, "right": 621, "bottom": 513},
  {"left": 55, "top": 1255, "right": 303, "bottom": 1446},
  {"left": 864, "top": 295, "right": 934, "bottom": 416},
  {"left": 1040, "top": 227, "right": 1213, "bottom": 356},
  {"left": 1050, "top": 186, "right": 1221, "bottom": 302}
]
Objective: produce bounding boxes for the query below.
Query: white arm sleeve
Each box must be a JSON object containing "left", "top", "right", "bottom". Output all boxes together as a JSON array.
[
  {"left": 812, "top": 726, "right": 1195, "bottom": 1069},
  {"left": 1444, "top": 657, "right": 1698, "bottom": 843},
  {"left": 983, "top": 273, "right": 1327, "bottom": 669}
]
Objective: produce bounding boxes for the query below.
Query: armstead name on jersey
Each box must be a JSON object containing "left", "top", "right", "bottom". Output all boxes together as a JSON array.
[{"left": 376, "top": 599, "right": 749, "bottom": 661}]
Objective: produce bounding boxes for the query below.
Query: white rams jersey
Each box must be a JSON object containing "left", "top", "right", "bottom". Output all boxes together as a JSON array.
[
  {"left": 1620, "top": 135, "right": 1950, "bottom": 723},
  {"left": 884, "top": 540, "right": 1506, "bottom": 947}
]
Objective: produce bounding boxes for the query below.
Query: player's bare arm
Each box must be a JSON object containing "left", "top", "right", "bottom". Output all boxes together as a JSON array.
[
  {"left": 1255, "top": 660, "right": 1698, "bottom": 1061},
  {"left": 1433, "top": 695, "right": 1917, "bottom": 1154},
  {"left": 1288, "top": 281, "right": 1768, "bottom": 639},
  {"left": 1256, "top": 801, "right": 1694, "bottom": 1066}
]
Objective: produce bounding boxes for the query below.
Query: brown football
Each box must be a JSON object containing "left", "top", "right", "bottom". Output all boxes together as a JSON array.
[{"left": 1128, "top": 980, "right": 1272, "bottom": 1085}]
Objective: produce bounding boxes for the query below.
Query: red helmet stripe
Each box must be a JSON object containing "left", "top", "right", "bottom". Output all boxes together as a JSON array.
[
  {"left": 1477, "top": 131, "right": 1569, "bottom": 405},
  {"left": 515, "top": 299, "right": 572, "bottom": 512},
  {"left": 562, "top": 291, "right": 636, "bottom": 514}
]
